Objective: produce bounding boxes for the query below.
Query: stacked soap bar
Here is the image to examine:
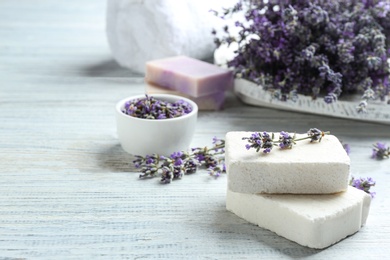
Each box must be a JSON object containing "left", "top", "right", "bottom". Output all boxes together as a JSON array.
[
  {"left": 225, "top": 131, "right": 372, "bottom": 249},
  {"left": 226, "top": 187, "right": 371, "bottom": 249},
  {"left": 226, "top": 132, "right": 350, "bottom": 194},
  {"left": 145, "top": 56, "right": 233, "bottom": 110}
]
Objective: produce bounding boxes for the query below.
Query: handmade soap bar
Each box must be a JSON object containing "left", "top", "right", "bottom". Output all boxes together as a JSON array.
[
  {"left": 145, "top": 82, "right": 225, "bottom": 110},
  {"left": 226, "top": 187, "right": 371, "bottom": 249},
  {"left": 225, "top": 132, "right": 350, "bottom": 194},
  {"left": 145, "top": 56, "right": 233, "bottom": 97}
]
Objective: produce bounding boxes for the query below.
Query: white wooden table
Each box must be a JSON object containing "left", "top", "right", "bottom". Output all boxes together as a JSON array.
[{"left": 1, "top": 1, "right": 389, "bottom": 259}]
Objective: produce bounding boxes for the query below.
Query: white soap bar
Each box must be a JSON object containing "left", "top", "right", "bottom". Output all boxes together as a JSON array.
[
  {"left": 226, "top": 187, "right": 371, "bottom": 249},
  {"left": 226, "top": 131, "right": 350, "bottom": 194}
]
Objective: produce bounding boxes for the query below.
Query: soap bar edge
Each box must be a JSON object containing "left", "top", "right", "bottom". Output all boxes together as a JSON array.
[{"left": 226, "top": 187, "right": 371, "bottom": 249}]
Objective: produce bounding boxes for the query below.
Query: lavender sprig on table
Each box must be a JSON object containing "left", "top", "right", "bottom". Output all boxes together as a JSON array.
[
  {"left": 371, "top": 142, "right": 390, "bottom": 159},
  {"left": 243, "top": 128, "right": 329, "bottom": 154},
  {"left": 213, "top": 1, "right": 390, "bottom": 109},
  {"left": 133, "top": 137, "right": 226, "bottom": 183},
  {"left": 122, "top": 95, "right": 192, "bottom": 119},
  {"left": 350, "top": 176, "right": 376, "bottom": 198}
]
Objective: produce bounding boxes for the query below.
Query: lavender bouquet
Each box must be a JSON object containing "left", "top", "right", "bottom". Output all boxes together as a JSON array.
[{"left": 213, "top": 0, "right": 390, "bottom": 108}]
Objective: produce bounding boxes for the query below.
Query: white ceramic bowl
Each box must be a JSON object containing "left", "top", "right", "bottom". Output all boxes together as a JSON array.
[{"left": 116, "top": 94, "right": 198, "bottom": 156}]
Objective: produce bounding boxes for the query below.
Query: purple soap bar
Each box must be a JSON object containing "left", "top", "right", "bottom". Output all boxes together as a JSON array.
[
  {"left": 145, "top": 56, "right": 233, "bottom": 97},
  {"left": 145, "top": 81, "right": 225, "bottom": 110}
]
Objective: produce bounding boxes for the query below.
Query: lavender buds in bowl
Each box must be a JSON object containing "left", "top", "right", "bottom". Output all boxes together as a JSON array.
[{"left": 116, "top": 94, "right": 198, "bottom": 156}]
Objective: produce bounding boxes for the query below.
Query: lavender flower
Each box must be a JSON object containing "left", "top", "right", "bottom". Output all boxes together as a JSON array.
[
  {"left": 122, "top": 95, "right": 192, "bottom": 119},
  {"left": 192, "top": 138, "right": 225, "bottom": 168},
  {"left": 324, "top": 93, "right": 338, "bottom": 104},
  {"left": 343, "top": 143, "right": 351, "bottom": 155},
  {"left": 160, "top": 168, "right": 174, "bottom": 184},
  {"left": 213, "top": 1, "right": 390, "bottom": 106},
  {"left": 357, "top": 87, "right": 378, "bottom": 113},
  {"left": 170, "top": 151, "right": 184, "bottom": 166},
  {"left": 262, "top": 132, "right": 274, "bottom": 153},
  {"left": 243, "top": 132, "right": 262, "bottom": 152},
  {"left": 279, "top": 131, "right": 294, "bottom": 149},
  {"left": 133, "top": 154, "right": 161, "bottom": 178},
  {"left": 307, "top": 128, "right": 325, "bottom": 142},
  {"left": 371, "top": 142, "right": 390, "bottom": 159},
  {"left": 133, "top": 138, "right": 225, "bottom": 184},
  {"left": 242, "top": 131, "right": 274, "bottom": 153},
  {"left": 208, "top": 163, "right": 226, "bottom": 178},
  {"left": 184, "top": 159, "right": 198, "bottom": 174},
  {"left": 243, "top": 128, "right": 330, "bottom": 153},
  {"left": 350, "top": 176, "right": 376, "bottom": 198},
  {"left": 362, "top": 88, "right": 376, "bottom": 100}
]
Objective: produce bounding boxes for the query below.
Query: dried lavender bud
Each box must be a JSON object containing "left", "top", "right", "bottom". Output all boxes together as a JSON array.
[
  {"left": 261, "top": 132, "right": 274, "bottom": 153},
  {"left": 243, "top": 132, "right": 263, "bottom": 152},
  {"left": 356, "top": 100, "right": 368, "bottom": 113},
  {"left": 343, "top": 143, "right": 351, "bottom": 155},
  {"left": 307, "top": 128, "right": 325, "bottom": 142},
  {"left": 362, "top": 88, "right": 376, "bottom": 100},
  {"left": 160, "top": 167, "right": 173, "bottom": 184},
  {"left": 242, "top": 131, "right": 275, "bottom": 153},
  {"left": 371, "top": 142, "right": 390, "bottom": 159},
  {"left": 184, "top": 159, "right": 198, "bottom": 174},
  {"left": 279, "top": 131, "right": 294, "bottom": 149},
  {"left": 122, "top": 95, "right": 192, "bottom": 119},
  {"left": 132, "top": 154, "right": 161, "bottom": 178},
  {"left": 350, "top": 176, "right": 376, "bottom": 198},
  {"left": 208, "top": 163, "right": 226, "bottom": 178},
  {"left": 324, "top": 93, "right": 338, "bottom": 104}
]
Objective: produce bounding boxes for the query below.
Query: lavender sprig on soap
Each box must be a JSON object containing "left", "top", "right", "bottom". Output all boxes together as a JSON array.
[{"left": 243, "top": 128, "right": 330, "bottom": 154}]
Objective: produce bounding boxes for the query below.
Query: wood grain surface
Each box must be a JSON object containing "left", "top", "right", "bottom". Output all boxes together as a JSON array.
[{"left": 1, "top": 1, "right": 389, "bottom": 259}]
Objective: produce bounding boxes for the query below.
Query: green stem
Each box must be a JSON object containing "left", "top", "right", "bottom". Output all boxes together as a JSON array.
[
  {"left": 272, "top": 131, "right": 330, "bottom": 143},
  {"left": 294, "top": 131, "right": 330, "bottom": 142},
  {"left": 190, "top": 143, "right": 225, "bottom": 156}
]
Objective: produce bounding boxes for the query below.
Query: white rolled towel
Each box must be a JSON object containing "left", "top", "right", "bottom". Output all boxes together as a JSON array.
[{"left": 106, "top": 0, "right": 234, "bottom": 74}]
